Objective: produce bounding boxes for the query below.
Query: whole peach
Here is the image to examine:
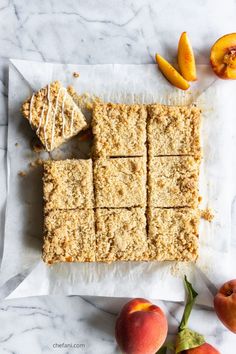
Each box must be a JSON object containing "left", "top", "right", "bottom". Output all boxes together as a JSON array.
[
  {"left": 214, "top": 279, "right": 236, "bottom": 333},
  {"left": 183, "top": 343, "right": 220, "bottom": 354},
  {"left": 115, "top": 298, "right": 168, "bottom": 354}
]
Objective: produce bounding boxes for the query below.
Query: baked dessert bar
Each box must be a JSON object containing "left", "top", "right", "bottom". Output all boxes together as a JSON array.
[
  {"left": 94, "top": 157, "right": 146, "bottom": 208},
  {"left": 43, "top": 159, "right": 94, "bottom": 210},
  {"left": 42, "top": 209, "right": 95, "bottom": 264},
  {"left": 21, "top": 81, "right": 87, "bottom": 151},
  {"left": 96, "top": 208, "right": 148, "bottom": 262},
  {"left": 40, "top": 100, "right": 202, "bottom": 264},
  {"left": 148, "top": 208, "right": 199, "bottom": 261},
  {"left": 148, "top": 156, "right": 200, "bottom": 208},
  {"left": 147, "top": 104, "right": 201, "bottom": 156},
  {"left": 92, "top": 103, "right": 147, "bottom": 157}
]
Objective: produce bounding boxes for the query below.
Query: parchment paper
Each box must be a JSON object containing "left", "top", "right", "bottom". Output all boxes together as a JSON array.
[{"left": 1, "top": 59, "right": 234, "bottom": 305}]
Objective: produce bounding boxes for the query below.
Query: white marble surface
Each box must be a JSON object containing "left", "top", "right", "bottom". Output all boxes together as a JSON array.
[{"left": 0, "top": 0, "right": 236, "bottom": 353}]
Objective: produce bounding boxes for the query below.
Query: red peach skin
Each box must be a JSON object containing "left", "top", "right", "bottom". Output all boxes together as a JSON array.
[
  {"left": 214, "top": 279, "right": 236, "bottom": 333},
  {"left": 183, "top": 342, "right": 220, "bottom": 354},
  {"left": 115, "top": 298, "right": 168, "bottom": 354}
]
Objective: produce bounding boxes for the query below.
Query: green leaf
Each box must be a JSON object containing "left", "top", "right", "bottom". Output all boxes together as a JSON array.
[
  {"left": 179, "top": 275, "right": 198, "bottom": 331},
  {"left": 176, "top": 276, "right": 206, "bottom": 353},
  {"left": 176, "top": 328, "right": 205, "bottom": 353}
]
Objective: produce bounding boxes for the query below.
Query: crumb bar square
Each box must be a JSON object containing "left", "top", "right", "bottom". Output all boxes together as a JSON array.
[
  {"left": 22, "top": 81, "right": 87, "bottom": 151},
  {"left": 149, "top": 156, "right": 200, "bottom": 208},
  {"left": 42, "top": 209, "right": 95, "bottom": 264},
  {"left": 147, "top": 104, "right": 201, "bottom": 156},
  {"left": 96, "top": 208, "right": 148, "bottom": 262},
  {"left": 92, "top": 103, "right": 147, "bottom": 157},
  {"left": 43, "top": 159, "right": 94, "bottom": 210},
  {"left": 148, "top": 208, "right": 199, "bottom": 261},
  {"left": 94, "top": 157, "right": 146, "bottom": 208}
]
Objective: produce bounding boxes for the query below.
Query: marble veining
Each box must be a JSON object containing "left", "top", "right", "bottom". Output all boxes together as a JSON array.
[
  {"left": 0, "top": 0, "right": 236, "bottom": 353},
  {"left": 0, "top": 296, "right": 234, "bottom": 353}
]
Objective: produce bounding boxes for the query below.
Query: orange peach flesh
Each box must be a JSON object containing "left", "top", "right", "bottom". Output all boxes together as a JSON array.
[
  {"left": 178, "top": 32, "right": 197, "bottom": 81},
  {"left": 156, "top": 54, "right": 190, "bottom": 90},
  {"left": 129, "top": 302, "right": 153, "bottom": 314},
  {"left": 210, "top": 33, "right": 236, "bottom": 79}
]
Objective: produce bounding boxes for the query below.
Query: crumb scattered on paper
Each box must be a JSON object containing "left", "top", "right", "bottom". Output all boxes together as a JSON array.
[
  {"left": 15, "top": 142, "right": 19, "bottom": 147},
  {"left": 30, "top": 137, "right": 44, "bottom": 153},
  {"left": 18, "top": 171, "right": 26, "bottom": 177},
  {"left": 67, "top": 85, "right": 103, "bottom": 111},
  {"left": 73, "top": 72, "right": 80, "bottom": 78},
  {"left": 29, "top": 158, "right": 43, "bottom": 168},
  {"left": 201, "top": 208, "right": 214, "bottom": 222}
]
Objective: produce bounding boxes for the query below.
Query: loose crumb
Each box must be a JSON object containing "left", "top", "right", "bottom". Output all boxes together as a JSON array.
[
  {"left": 15, "top": 142, "right": 19, "bottom": 147},
  {"left": 29, "top": 159, "right": 43, "bottom": 168},
  {"left": 18, "top": 171, "right": 26, "bottom": 177},
  {"left": 201, "top": 208, "right": 214, "bottom": 222},
  {"left": 30, "top": 137, "right": 44, "bottom": 153},
  {"left": 67, "top": 85, "right": 103, "bottom": 111},
  {"left": 73, "top": 72, "right": 80, "bottom": 78}
]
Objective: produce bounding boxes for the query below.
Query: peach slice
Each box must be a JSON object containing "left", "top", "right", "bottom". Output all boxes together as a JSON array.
[
  {"left": 178, "top": 32, "right": 197, "bottom": 81},
  {"left": 210, "top": 33, "right": 236, "bottom": 79},
  {"left": 156, "top": 54, "right": 190, "bottom": 90}
]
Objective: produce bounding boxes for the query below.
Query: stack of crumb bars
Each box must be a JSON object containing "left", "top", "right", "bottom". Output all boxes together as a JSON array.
[{"left": 21, "top": 81, "right": 201, "bottom": 264}]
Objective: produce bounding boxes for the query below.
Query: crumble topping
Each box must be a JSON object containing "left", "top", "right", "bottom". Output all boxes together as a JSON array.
[
  {"left": 21, "top": 81, "right": 87, "bottom": 151},
  {"left": 92, "top": 102, "right": 147, "bottom": 157},
  {"left": 147, "top": 104, "right": 201, "bottom": 157}
]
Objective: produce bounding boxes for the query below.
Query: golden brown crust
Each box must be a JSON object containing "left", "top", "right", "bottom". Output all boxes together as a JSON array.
[
  {"left": 43, "top": 159, "right": 94, "bottom": 210},
  {"left": 41, "top": 101, "right": 202, "bottom": 264},
  {"left": 148, "top": 156, "right": 200, "bottom": 208},
  {"left": 148, "top": 208, "right": 200, "bottom": 261},
  {"left": 94, "top": 157, "right": 147, "bottom": 208},
  {"left": 42, "top": 209, "right": 95, "bottom": 264},
  {"left": 92, "top": 103, "right": 147, "bottom": 157},
  {"left": 21, "top": 81, "right": 87, "bottom": 151},
  {"left": 96, "top": 208, "right": 148, "bottom": 262},
  {"left": 147, "top": 104, "right": 201, "bottom": 157}
]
